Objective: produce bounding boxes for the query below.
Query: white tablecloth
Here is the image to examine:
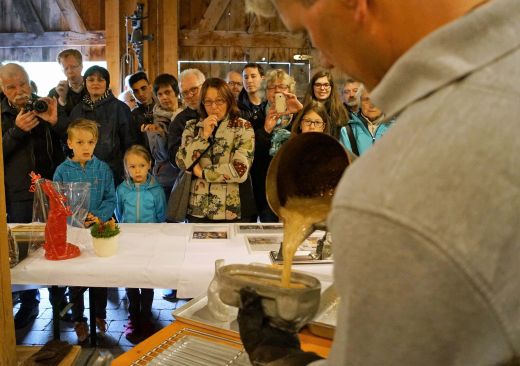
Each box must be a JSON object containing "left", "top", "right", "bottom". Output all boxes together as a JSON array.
[{"left": 10, "top": 223, "right": 333, "bottom": 298}]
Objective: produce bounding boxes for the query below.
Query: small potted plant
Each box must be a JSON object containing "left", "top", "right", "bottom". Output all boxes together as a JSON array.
[{"left": 88, "top": 214, "right": 120, "bottom": 257}]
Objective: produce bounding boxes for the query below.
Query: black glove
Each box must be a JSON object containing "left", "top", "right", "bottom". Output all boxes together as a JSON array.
[
  {"left": 237, "top": 287, "right": 323, "bottom": 365},
  {"left": 26, "top": 339, "right": 72, "bottom": 365}
]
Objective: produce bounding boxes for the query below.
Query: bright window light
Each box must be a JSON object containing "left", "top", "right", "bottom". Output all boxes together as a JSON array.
[{"left": 2, "top": 61, "right": 107, "bottom": 97}]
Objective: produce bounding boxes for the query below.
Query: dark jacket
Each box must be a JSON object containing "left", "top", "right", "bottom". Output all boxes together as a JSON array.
[
  {"left": 238, "top": 90, "right": 274, "bottom": 220},
  {"left": 167, "top": 107, "right": 199, "bottom": 169},
  {"left": 131, "top": 101, "right": 155, "bottom": 148},
  {"left": 48, "top": 86, "right": 86, "bottom": 116},
  {"left": 1, "top": 96, "right": 65, "bottom": 202},
  {"left": 69, "top": 92, "right": 135, "bottom": 185}
]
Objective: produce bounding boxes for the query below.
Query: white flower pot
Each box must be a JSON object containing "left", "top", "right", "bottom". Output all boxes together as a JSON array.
[{"left": 92, "top": 235, "right": 119, "bottom": 257}]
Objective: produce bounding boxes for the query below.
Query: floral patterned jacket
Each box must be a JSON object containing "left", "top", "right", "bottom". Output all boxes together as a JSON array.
[{"left": 175, "top": 115, "right": 255, "bottom": 220}]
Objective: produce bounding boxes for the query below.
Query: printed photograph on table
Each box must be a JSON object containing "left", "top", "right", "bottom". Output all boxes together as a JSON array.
[
  {"left": 235, "top": 223, "right": 284, "bottom": 234},
  {"left": 245, "top": 235, "right": 322, "bottom": 254},
  {"left": 191, "top": 225, "right": 230, "bottom": 240},
  {"left": 245, "top": 235, "right": 283, "bottom": 253}
]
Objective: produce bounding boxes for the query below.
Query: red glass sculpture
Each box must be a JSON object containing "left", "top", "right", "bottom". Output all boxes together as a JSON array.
[{"left": 30, "top": 172, "right": 80, "bottom": 260}]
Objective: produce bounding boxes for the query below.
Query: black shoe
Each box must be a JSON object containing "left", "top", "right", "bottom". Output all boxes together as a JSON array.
[
  {"left": 162, "top": 289, "right": 177, "bottom": 301},
  {"left": 14, "top": 306, "right": 39, "bottom": 329}
]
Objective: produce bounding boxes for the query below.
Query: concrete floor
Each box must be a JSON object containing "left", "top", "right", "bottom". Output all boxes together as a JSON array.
[{"left": 13, "top": 287, "right": 190, "bottom": 363}]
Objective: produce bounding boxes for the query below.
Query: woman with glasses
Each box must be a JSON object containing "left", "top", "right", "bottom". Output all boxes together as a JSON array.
[
  {"left": 248, "top": 68, "right": 303, "bottom": 222},
  {"left": 269, "top": 101, "right": 332, "bottom": 156},
  {"left": 303, "top": 70, "right": 348, "bottom": 139},
  {"left": 176, "top": 78, "right": 255, "bottom": 222},
  {"left": 291, "top": 100, "right": 332, "bottom": 135}
]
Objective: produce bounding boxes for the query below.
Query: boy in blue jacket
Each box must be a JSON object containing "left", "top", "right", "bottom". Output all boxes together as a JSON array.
[{"left": 53, "top": 118, "right": 116, "bottom": 342}]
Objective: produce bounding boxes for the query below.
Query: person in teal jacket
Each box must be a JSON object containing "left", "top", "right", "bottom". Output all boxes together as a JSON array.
[
  {"left": 115, "top": 144, "right": 166, "bottom": 344},
  {"left": 339, "top": 89, "right": 395, "bottom": 155},
  {"left": 53, "top": 119, "right": 115, "bottom": 342}
]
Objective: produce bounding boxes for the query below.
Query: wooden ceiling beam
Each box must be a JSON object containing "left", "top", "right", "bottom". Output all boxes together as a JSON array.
[
  {"left": 198, "top": 0, "right": 231, "bottom": 32},
  {"left": 12, "top": 1, "right": 46, "bottom": 35},
  {"left": 0, "top": 31, "right": 105, "bottom": 48},
  {"left": 56, "top": 0, "right": 88, "bottom": 33},
  {"left": 180, "top": 30, "right": 306, "bottom": 48}
]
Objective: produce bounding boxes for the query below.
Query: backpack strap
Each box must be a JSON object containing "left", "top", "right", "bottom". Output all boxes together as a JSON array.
[{"left": 345, "top": 123, "right": 360, "bottom": 156}]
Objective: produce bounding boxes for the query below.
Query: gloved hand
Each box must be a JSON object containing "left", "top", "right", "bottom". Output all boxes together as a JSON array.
[{"left": 237, "top": 287, "right": 323, "bottom": 365}]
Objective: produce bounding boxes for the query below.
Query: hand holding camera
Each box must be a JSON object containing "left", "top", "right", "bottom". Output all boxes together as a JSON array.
[{"left": 56, "top": 80, "right": 69, "bottom": 105}]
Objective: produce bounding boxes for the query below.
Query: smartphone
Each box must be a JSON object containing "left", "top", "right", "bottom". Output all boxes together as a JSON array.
[{"left": 275, "top": 93, "right": 287, "bottom": 113}]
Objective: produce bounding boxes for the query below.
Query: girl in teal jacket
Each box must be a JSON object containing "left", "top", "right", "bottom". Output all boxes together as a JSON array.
[{"left": 115, "top": 145, "right": 166, "bottom": 343}]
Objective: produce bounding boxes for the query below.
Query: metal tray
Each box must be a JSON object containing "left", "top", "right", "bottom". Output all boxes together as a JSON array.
[
  {"left": 307, "top": 285, "right": 339, "bottom": 339},
  {"left": 131, "top": 327, "right": 250, "bottom": 365},
  {"left": 173, "top": 295, "right": 239, "bottom": 338}
]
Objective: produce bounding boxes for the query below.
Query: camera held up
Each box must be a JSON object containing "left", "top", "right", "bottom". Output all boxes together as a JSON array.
[{"left": 24, "top": 98, "right": 48, "bottom": 113}]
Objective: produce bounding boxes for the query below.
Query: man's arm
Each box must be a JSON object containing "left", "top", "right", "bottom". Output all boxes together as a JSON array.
[{"left": 327, "top": 206, "right": 511, "bottom": 366}]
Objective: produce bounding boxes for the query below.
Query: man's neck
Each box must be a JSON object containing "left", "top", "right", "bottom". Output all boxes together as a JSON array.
[{"left": 248, "top": 92, "right": 262, "bottom": 105}]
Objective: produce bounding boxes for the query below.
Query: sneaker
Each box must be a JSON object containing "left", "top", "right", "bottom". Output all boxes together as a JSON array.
[
  {"left": 74, "top": 321, "right": 89, "bottom": 343},
  {"left": 162, "top": 289, "right": 177, "bottom": 301},
  {"left": 124, "top": 320, "right": 143, "bottom": 344},
  {"left": 95, "top": 317, "right": 107, "bottom": 333},
  {"left": 14, "top": 305, "right": 39, "bottom": 329}
]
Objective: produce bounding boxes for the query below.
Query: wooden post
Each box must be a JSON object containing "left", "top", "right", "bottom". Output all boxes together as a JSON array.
[{"left": 0, "top": 102, "right": 17, "bottom": 365}]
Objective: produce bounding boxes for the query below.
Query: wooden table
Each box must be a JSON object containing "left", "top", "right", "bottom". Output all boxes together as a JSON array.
[{"left": 112, "top": 320, "right": 332, "bottom": 365}]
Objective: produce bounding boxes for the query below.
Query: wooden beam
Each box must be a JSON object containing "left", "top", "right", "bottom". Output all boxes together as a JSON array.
[
  {"left": 0, "top": 106, "right": 17, "bottom": 366},
  {"left": 157, "top": 0, "right": 178, "bottom": 77},
  {"left": 0, "top": 31, "right": 105, "bottom": 48},
  {"left": 56, "top": 0, "right": 88, "bottom": 33},
  {"left": 105, "top": 0, "right": 124, "bottom": 93},
  {"left": 179, "top": 30, "right": 306, "bottom": 48},
  {"left": 12, "top": 1, "right": 45, "bottom": 35},
  {"left": 198, "top": 0, "right": 231, "bottom": 32}
]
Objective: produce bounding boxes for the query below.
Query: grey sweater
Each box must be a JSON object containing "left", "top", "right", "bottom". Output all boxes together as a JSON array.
[{"left": 320, "top": 0, "right": 520, "bottom": 365}]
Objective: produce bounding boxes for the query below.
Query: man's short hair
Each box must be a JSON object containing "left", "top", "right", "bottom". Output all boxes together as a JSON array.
[
  {"left": 128, "top": 71, "right": 149, "bottom": 87},
  {"left": 153, "top": 73, "right": 180, "bottom": 96},
  {"left": 242, "top": 62, "right": 265, "bottom": 77},
  {"left": 67, "top": 119, "right": 99, "bottom": 141},
  {"left": 57, "top": 49, "right": 83, "bottom": 65},
  {"left": 178, "top": 68, "right": 206, "bottom": 88}
]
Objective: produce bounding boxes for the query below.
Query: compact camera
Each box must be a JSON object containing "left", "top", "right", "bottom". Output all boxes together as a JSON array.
[{"left": 24, "top": 98, "right": 48, "bottom": 113}]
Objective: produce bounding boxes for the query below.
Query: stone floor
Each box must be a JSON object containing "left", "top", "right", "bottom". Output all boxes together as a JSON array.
[{"left": 13, "top": 287, "right": 190, "bottom": 363}]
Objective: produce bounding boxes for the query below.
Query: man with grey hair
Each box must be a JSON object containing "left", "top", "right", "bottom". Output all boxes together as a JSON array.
[
  {"left": 225, "top": 70, "right": 243, "bottom": 100},
  {"left": 167, "top": 68, "right": 205, "bottom": 172},
  {"left": 239, "top": 1, "right": 520, "bottom": 365},
  {"left": 341, "top": 78, "right": 363, "bottom": 122},
  {"left": 1, "top": 63, "right": 65, "bottom": 329}
]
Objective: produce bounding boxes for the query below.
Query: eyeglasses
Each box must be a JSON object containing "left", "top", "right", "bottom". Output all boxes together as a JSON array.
[
  {"left": 202, "top": 98, "right": 226, "bottom": 107},
  {"left": 301, "top": 118, "right": 325, "bottom": 128},
  {"left": 62, "top": 64, "right": 81, "bottom": 71},
  {"left": 227, "top": 81, "right": 242, "bottom": 88},
  {"left": 180, "top": 85, "right": 201, "bottom": 98},
  {"left": 267, "top": 84, "right": 289, "bottom": 91},
  {"left": 314, "top": 82, "right": 331, "bottom": 89}
]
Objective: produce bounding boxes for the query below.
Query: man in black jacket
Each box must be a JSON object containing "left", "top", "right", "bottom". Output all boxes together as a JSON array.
[
  {"left": 167, "top": 68, "right": 205, "bottom": 169},
  {"left": 0, "top": 63, "right": 66, "bottom": 329},
  {"left": 129, "top": 71, "right": 155, "bottom": 148}
]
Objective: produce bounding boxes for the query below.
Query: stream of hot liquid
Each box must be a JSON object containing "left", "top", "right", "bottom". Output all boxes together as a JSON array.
[{"left": 279, "top": 197, "right": 331, "bottom": 287}]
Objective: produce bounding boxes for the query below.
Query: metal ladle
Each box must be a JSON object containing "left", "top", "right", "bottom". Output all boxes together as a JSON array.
[{"left": 266, "top": 133, "right": 351, "bottom": 260}]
